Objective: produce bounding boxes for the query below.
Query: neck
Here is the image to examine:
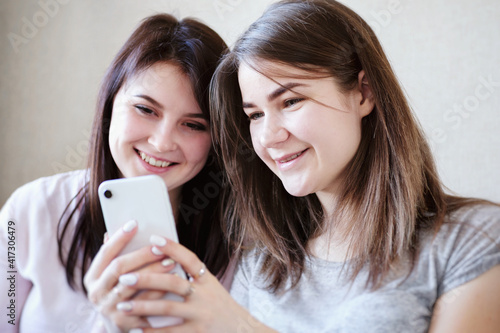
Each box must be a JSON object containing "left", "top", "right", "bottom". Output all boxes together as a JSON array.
[
  {"left": 315, "top": 190, "right": 339, "bottom": 220},
  {"left": 307, "top": 232, "right": 351, "bottom": 262},
  {"left": 308, "top": 191, "right": 351, "bottom": 262}
]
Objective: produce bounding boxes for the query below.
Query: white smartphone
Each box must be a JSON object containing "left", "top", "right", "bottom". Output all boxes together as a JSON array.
[{"left": 98, "top": 174, "right": 187, "bottom": 328}]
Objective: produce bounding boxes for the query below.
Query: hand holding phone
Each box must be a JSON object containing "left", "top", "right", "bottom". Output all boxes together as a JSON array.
[{"left": 98, "top": 175, "right": 186, "bottom": 327}]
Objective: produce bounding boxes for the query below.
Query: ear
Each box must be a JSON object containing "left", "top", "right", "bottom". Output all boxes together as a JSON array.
[{"left": 357, "top": 70, "right": 375, "bottom": 117}]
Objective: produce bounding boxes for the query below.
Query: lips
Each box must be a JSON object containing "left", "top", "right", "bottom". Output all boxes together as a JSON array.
[
  {"left": 135, "top": 149, "right": 177, "bottom": 168},
  {"left": 275, "top": 149, "right": 308, "bottom": 164}
]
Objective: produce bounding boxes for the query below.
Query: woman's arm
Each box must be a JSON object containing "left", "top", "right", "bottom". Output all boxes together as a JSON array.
[{"left": 429, "top": 265, "right": 500, "bottom": 333}]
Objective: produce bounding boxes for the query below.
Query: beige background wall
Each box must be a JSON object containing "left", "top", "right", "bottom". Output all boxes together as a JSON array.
[{"left": 1, "top": 0, "right": 499, "bottom": 206}]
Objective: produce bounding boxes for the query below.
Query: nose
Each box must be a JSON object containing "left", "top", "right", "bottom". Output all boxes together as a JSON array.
[
  {"left": 258, "top": 115, "right": 289, "bottom": 148},
  {"left": 148, "top": 121, "right": 178, "bottom": 152}
]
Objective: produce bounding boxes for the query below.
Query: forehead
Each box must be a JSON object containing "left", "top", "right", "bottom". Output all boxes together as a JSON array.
[
  {"left": 237, "top": 59, "right": 336, "bottom": 90},
  {"left": 237, "top": 60, "right": 339, "bottom": 99},
  {"left": 238, "top": 60, "right": 322, "bottom": 81},
  {"left": 123, "top": 62, "right": 190, "bottom": 92},
  {"left": 116, "top": 62, "right": 204, "bottom": 114}
]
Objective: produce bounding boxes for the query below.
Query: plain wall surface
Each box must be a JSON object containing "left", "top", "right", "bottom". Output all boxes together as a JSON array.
[{"left": 1, "top": 0, "right": 499, "bottom": 206}]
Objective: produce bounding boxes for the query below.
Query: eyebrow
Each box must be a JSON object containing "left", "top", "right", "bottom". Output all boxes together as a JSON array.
[
  {"left": 134, "top": 94, "right": 207, "bottom": 119},
  {"left": 242, "top": 82, "right": 307, "bottom": 109},
  {"left": 185, "top": 113, "right": 208, "bottom": 120},
  {"left": 134, "top": 94, "right": 164, "bottom": 110}
]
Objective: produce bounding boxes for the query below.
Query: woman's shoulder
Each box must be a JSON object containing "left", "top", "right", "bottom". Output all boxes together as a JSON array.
[
  {"left": 229, "top": 245, "right": 267, "bottom": 299},
  {"left": 0, "top": 170, "right": 89, "bottom": 257},
  {"left": 2, "top": 169, "right": 88, "bottom": 218},
  {"left": 10, "top": 169, "right": 87, "bottom": 201},
  {"left": 233, "top": 245, "right": 265, "bottom": 275},
  {"left": 429, "top": 202, "right": 500, "bottom": 253},
  {"left": 423, "top": 203, "right": 500, "bottom": 295},
  {"left": 442, "top": 202, "right": 500, "bottom": 238},
  {"left": 240, "top": 244, "right": 266, "bottom": 264}
]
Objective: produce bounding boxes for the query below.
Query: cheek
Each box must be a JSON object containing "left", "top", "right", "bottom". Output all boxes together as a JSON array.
[
  {"left": 249, "top": 127, "right": 265, "bottom": 158},
  {"left": 323, "top": 120, "right": 362, "bottom": 160},
  {"left": 108, "top": 115, "right": 122, "bottom": 154},
  {"left": 109, "top": 111, "right": 146, "bottom": 143},
  {"left": 251, "top": 140, "right": 272, "bottom": 169},
  {"left": 109, "top": 109, "right": 130, "bottom": 141},
  {"left": 185, "top": 134, "right": 212, "bottom": 163}
]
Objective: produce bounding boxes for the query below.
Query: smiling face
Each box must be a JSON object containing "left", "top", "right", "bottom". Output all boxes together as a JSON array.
[
  {"left": 238, "top": 61, "right": 374, "bottom": 202},
  {"left": 108, "top": 62, "right": 211, "bottom": 200}
]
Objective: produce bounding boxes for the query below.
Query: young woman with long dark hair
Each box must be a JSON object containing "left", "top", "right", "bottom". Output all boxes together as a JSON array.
[{"left": 0, "top": 13, "right": 233, "bottom": 332}]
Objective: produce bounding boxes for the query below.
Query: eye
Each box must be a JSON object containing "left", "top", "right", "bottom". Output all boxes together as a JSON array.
[
  {"left": 135, "top": 105, "right": 155, "bottom": 115},
  {"left": 284, "top": 98, "right": 304, "bottom": 108},
  {"left": 247, "top": 111, "right": 264, "bottom": 121},
  {"left": 183, "top": 121, "right": 207, "bottom": 131}
]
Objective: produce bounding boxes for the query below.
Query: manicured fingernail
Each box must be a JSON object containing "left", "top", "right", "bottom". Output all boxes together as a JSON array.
[
  {"left": 150, "top": 234, "right": 167, "bottom": 246},
  {"left": 151, "top": 246, "right": 163, "bottom": 256},
  {"left": 119, "top": 273, "right": 138, "bottom": 286},
  {"left": 116, "top": 301, "right": 133, "bottom": 311},
  {"left": 122, "top": 220, "right": 137, "bottom": 232},
  {"left": 130, "top": 329, "right": 143, "bottom": 333},
  {"left": 161, "top": 258, "right": 175, "bottom": 267}
]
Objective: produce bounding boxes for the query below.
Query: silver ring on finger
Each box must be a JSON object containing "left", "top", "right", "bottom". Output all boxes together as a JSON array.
[
  {"left": 112, "top": 285, "right": 122, "bottom": 298},
  {"left": 184, "top": 283, "right": 195, "bottom": 297},
  {"left": 194, "top": 263, "right": 206, "bottom": 280}
]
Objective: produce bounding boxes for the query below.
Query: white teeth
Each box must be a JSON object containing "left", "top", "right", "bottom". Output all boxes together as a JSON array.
[
  {"left": 280, "top": 152, "right": 301, "bottom": 163},
  {"left": 139, "top": 151, "right": 172, "bottom": 168},
  {"left": 140, "top": 152, "right": 150, "bottom": 163}
]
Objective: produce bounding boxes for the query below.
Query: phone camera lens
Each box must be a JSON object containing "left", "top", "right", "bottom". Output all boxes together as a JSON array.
[{"left": 104, "top": 190, "right": 112, "bottom": 198}]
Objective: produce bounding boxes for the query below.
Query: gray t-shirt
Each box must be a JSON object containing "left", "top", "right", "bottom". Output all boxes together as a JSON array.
[{"left": 230, "top": 205, "right": 500, "bottom": 332}]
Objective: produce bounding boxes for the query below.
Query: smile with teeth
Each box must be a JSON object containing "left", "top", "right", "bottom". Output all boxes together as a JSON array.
[
  {"left": 279, "top": 150, "right": 306, "bottom": 163},
  {"left": 139, "top": 151, "right": 174, "bottom": 168}
]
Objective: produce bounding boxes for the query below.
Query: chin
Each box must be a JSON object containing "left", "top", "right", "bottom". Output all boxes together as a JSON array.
[{"left": 282, "top": 183, "right": 312, "bottom": 198}]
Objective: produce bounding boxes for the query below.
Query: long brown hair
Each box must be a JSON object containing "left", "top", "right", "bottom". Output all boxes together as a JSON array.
[
  {"left": 58, "top": 14, "right": 230, "bottom": 291},
  {"left": 211, "top": 0, "right": 490, "bottom": 291}
]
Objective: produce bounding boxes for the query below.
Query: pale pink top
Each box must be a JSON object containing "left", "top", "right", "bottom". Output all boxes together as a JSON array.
[{"left": 0, "top": 170, "right": 235, "bottom": 332}]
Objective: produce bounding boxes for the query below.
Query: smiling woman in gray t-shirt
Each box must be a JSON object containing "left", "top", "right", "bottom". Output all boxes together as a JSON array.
[
  {"left": 207, "top": 0, "right": 500, "bottom": 331},
  {"left": 230, "top": 204, "right": 500, "bottom": 332}
]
